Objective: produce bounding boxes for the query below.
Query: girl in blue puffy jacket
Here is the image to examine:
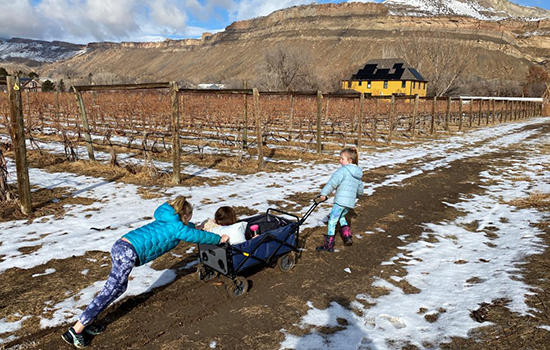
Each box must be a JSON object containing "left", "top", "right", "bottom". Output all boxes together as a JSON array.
[
  {"left": 62, "top": 196, "right": 229, "bottom": 348},
  {"left": 317, "top": 148, "right": 363, "bottom": 253}
]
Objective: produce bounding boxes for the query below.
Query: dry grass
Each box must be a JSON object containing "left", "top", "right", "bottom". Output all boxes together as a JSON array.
[
  {"left": 0, "top": 186, "right": 96, "bottom": 223},
  {"left": 508, "top": 191, "right": 550, "bottom": 210}
]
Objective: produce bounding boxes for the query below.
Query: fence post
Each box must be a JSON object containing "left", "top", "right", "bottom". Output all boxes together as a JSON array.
[
  {"left": 242, "top": 81, "right": 248, "bottom": 149},
  {"left": 445, "top": 96, "right": 451, "bottom": 131},
  {"left": 430, "top": 96, "right": 436, "bottom": 135},
  {"left": 388, "top": 95, "right": 395, "bottom": 143},
  {"left": 357, "top": 93, "right": 364, "bottom": 149},
  {"left": 373, "top": 98, "right": 378, "bottom": 143},
  {"left": 411, "top": 94, "right": 419, "bottom": 138},
  {"left": 478, "top": 99, "right": 483, "bottom": 127},
  {"left": 485, "top": 98, "right": 490, "bottom": 125},
  {"left": 458, "top": 97, "right": 463, "bottom": 131},
  {"left": 253, "top": 88, "right": 265, "bottom": 170},
  {"left": 469, "top": 98, "right": 473, "bottom": 127},
  {"left": 7, "top": 77, "right": 32, "bottom": 215},
  {"left": 289, "top": 94, "right": 295, "bottom": 141},
  {"left": 72, "top": 87, "right": 95, "bottom": 161},
  {"left": 491, "top": 98, "right": 496, "bottom": 124},
  {"left": 170, "top": 81, "right": 180, "bottom": 184},
  {"left": 55, "top": 91, "right": 60, "bottom": 121},
  {"left": 316, "top": 91, "right": 323, "bottom": 154}
]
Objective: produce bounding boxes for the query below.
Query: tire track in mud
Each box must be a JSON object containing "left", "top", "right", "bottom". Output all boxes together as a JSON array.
[{"left": 6, "top": 120, "right": 549, "bottom": 350}]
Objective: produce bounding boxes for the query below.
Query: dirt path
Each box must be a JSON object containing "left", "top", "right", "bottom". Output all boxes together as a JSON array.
[{"left": 6, "top": 121, "right": 549, "bottom": 350}]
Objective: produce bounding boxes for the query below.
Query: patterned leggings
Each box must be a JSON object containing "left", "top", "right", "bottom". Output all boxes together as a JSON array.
[
  {"left": 79, "top": 239, "right": 138, "bottom": 326},
  {"left": 327, "top": 203, "right": 350, "bottom": 236}
]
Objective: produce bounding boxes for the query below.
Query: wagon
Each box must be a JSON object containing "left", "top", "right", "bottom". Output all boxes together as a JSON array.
[{"left": 197, "top": 196, "right": 324, "bottom": 297}]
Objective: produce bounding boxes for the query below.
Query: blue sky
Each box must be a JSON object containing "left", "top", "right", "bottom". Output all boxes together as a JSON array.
[{"left": 1, "top": 0, "right": 549, "bottom": 44}]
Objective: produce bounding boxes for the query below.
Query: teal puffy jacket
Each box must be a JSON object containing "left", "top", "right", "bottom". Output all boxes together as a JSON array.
[
  {"left": 123, "top": 202, "right": 221, "bottom": 266},
  {"left": 321, "top": 164, "right": 364, "bottom": 209}
]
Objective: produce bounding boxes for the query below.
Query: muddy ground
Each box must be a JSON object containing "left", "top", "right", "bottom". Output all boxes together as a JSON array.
[{"left": 2, "top": 121, "right": 549, "bottom": 350}]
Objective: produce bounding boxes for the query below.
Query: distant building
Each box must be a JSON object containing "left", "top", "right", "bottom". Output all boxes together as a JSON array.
[
  {"left": 21, "top": 78, "right": 42, "bottom": 92},
  {"left": 342, "top": 59, "right": 428, "bottom": 97}
]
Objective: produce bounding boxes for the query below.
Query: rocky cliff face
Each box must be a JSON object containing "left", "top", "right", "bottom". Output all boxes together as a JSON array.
[{"left": 35, "top": 1, "right": 550, "bottom": 85}]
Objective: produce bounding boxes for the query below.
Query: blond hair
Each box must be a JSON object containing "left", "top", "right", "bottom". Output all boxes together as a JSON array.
[
  {"left": 341, "top": 147, "right": 359, "bottom": 165},
  {"left": 169, "top": 196, "right": 193, "bottom": 223}
]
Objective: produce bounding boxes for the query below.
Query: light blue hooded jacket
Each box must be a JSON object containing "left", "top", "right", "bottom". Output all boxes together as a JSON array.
[
  {"left": 321, "top": 164, "right": 364, "bottom": 209},
  {"left": 123, "top": 203, "right": 221, "bottom": 266}
]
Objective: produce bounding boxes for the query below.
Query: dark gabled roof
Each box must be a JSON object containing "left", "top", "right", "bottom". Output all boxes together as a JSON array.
[{"left": 351, "top": 58, "right": 427, "bottom": 82}]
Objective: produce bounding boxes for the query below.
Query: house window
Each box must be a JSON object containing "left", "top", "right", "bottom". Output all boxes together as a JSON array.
[
  {"left": 367, "top": 81, "right": 371, "bottom": 89},
  {"left": 402, "top": 81, "right": 406, "bottom": 88},
  {"left": 348, "top": 81, "right": 351, "bottom": 88},
  {"left": 359, "top": 81, "right": 362, "bottom": 86},
  {"left": 414, "top": 81, "right": 416, "bottom": 89},
  {"left": 383, "top": 81, "right": 388, "bottom": 89}
]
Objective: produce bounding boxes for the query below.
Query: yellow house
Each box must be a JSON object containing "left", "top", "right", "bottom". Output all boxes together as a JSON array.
[{"left": 342, "top": 59, "right": 428, "bottom": 97}]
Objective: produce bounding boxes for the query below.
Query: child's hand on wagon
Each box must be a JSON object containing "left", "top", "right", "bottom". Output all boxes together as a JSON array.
[{"left": 219, "top": 234, "right": 230, "bottom": 244}]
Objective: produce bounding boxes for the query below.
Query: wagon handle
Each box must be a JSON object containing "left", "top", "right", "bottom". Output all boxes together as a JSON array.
[{"left": 298, "top": 195, "right": 326, "bottom": 225}]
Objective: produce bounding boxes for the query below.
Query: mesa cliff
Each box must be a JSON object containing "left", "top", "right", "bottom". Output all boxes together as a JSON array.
[{"left": 38, "top": 2, "right": 550, "bottom": 86}]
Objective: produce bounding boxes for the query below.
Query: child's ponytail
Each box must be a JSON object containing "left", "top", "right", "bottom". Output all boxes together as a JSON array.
[
  {"left": 342, "top": 147, "right": 359, "bottom": 165},
  {"left": 170, "top": 196, "right": 193, "bottom": 223}
]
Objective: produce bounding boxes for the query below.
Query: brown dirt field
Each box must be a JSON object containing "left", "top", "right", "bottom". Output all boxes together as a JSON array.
[{"left": 1, "top": 121, "right": 549, "bottom": 350}]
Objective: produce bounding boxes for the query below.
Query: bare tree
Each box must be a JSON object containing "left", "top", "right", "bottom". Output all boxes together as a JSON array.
[
  {"left": 260, "top": 45, "right": 317, "bottom": 91},
  {"left": 389, "top": 32, "right": 474, "bottom": 96}
]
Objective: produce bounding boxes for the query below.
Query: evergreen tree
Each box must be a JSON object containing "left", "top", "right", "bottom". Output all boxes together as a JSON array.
[
  {"left": 57, "top": 79, "right": 66, "bottom": 92},
  {"left": 0, "top": 67, "right": 8, "bottom": 76},
  {"left": 42, "top": 80, "right": 55, "bottom": 92}
]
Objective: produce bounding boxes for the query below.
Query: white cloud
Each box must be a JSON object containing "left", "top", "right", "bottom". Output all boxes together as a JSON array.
[
  {"left": 149, "top": 0, "right": 187, "bottom": 29},
  {"left": 0, "top": 0, "right": 44, "bottom": 39},
  {"left": 230, "top": 0, "right": 316, "bottom": 20},
  {"left": 0, "top": 0, "right": 196, "bottom": 43}
]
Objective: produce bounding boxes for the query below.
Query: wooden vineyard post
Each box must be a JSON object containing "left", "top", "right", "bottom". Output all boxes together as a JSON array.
[
  {"left": 7, "top": 77, "right": 32, "bottom": 215},
  {"left": 316, "top": 91, "right": 323, "bottom": 154},
  {"left": 357, "top": 93, "right": 364, "bottom": 149},
  {"left": 388, "top": 95, "right": 395, "bottom": 143},
  {"left": 253, "top": 88, "right": 264, "bottom": 170},
  {"left": 289, "top": 94, "right": 295, "bottom": 141},
  {"left": 491, "top": 98, "right": 497, "bottom": 124},
  {"left": 242, "top": 81, "right": 248, "bottom": 149},
  {"left": 72, "top": 87, "right": 95, "bottom": 161},
  {"left": 430, "top": 96, "right": 436, "bottom": 135},
  {"left": 458, "top": 97, "right": 463, "bottom": 131},
  {"left": 411, "top": 94, "right": 419, "bottom": 138},
  {"left": 373, "top": 98, "right": 379, "bottom": 143},
  {"left": 478, "top": 99, "right": 483, "bottom": 127},
  {"left": 445, "top": 96, "right": 451, "bottom": 131},
  {"left": 55, "top": 91, "right": 60, "bottom": 121},
  {"left": 170, "top": 81, "right": 180, "bottom": 184},
  {"left": 486, "top": 98, "right": 490, "bottom": 125},
  {"left": 469, "top": 98, "right": 473, "bottom": 127},
  {"left": 325, "top": 98, "right": 330, "bottom": 122}
]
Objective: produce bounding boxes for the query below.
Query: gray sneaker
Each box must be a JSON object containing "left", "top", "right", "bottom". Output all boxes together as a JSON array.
[
  {"left": 61, "top": 327, "right": 89, "bottom": 348},
  {"left": 84, "top": 323, "right": 106, "bottom": 336}
]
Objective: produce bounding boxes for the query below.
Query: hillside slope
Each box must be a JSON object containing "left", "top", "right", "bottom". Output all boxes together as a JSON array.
[{"left": 36, "top": 1, "right": 550, "bottom": 86}]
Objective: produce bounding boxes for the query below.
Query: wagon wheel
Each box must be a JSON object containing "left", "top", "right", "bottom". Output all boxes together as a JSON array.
[
  {"left": 277, "top": 252, "right": 296, "bottom": 272},
  {"left": 197, "top": 264, "right": 217, "bottom": 283},
  {"left": 226, "top": 277, "right": 248, "bottom": 298}
]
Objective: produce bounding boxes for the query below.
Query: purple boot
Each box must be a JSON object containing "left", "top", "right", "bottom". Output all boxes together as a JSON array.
[
  {"left": 341, "top": 225, "right": 353, "bottom": 246},
  {"left": 316, "top": 235, "right": 335, "bottom": 253}
]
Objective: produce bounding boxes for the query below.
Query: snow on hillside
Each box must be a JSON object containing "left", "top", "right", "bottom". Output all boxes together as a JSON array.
[
  {"left": 0, "top": 39, "right": 83, "bottom": 64},
  {"left": 383, "top": 0, "right": 548, "bottom": 20}
]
